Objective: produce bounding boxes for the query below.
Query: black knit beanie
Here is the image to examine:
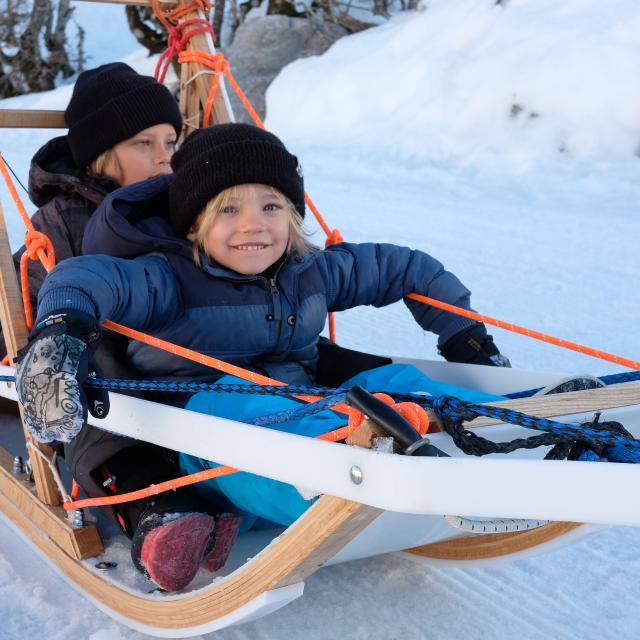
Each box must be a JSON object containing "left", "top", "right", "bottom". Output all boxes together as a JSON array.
[
  {"left": 64, "top": 62, "right": 182, "bottom": 169},
  {"left": 168, "top": 123, "right": 305, "bottom": 237}
]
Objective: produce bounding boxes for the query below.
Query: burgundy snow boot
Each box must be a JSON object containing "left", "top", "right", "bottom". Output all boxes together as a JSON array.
[
  {"left": 131, "top": 502, "right": 242, "bottom": 592},
  {"left": 203, "top": 512, "right": 242, "bottom": 573}
]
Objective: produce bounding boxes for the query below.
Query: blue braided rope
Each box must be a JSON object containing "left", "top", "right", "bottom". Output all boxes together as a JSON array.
[
  {"left": 249, "top": 393, "right": 347, "bottom": 426},
  {"left": 430, "top": 396, "right": 640, "bottom": 463},
  {"left": 3, "top": 374, "right": 638, "bottom": 461},
  {"left": 0, "top": 375, "right": 343, "bottom": 397}
]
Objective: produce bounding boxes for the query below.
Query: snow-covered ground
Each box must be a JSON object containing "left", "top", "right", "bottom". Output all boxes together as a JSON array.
[{"left": 1, "top": 0, "right": 639, "bottom": 638}]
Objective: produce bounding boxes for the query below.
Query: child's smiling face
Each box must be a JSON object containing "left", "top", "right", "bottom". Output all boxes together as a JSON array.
[{"left": 196, "top": 184, "right": 291, "bottom": 275}]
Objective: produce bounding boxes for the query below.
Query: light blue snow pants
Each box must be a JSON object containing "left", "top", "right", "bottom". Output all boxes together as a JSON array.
[{"left": 178, "top": 363, "right": 504, "bottom": 529}]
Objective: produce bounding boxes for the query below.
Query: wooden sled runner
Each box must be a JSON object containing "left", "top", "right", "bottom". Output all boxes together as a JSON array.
[{"left": 1, "top": 1, "right": 640, "bottom": 636}]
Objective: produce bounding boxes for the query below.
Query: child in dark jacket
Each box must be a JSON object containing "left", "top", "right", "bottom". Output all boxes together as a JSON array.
[
  {"left": 15, "top": 123, "right": 509, "bottom": 588},
  {"left": 7, "top": 63, "right": 239, "bottom": 593}
]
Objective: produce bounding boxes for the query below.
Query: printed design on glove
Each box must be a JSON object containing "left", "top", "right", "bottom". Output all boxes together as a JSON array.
[{"left": 16, "top": 334, "right": 87, "bottom": 444}]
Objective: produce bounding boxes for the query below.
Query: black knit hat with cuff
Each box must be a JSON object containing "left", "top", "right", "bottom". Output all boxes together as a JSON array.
[
  {"left": 168, "top": 123, "right": 305, "bottom": 237},
  {"left": 64, "top": 62, "right": 182, "bottom": 170}
]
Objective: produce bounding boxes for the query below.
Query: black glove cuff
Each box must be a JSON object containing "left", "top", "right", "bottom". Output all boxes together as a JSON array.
[
  {"left": 32, "top": 310, "right": 101, "bottom": 346},
  {"left": 439, "top": 323, "right": 509, "bottom": 367}
]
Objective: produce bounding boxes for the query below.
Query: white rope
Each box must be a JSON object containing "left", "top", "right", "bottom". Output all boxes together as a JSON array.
[
  {"left": 180, "top": 68, "right": 216, "bottom": 89},
  {"left": 26, "top": 441, "right": 72, "bottom": 503},
  {"left": 445, "top": 514, "right": 550, "bottom": 533}
]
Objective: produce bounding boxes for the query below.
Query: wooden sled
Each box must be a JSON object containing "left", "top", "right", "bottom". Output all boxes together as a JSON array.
[
  {"left": 0, "top": 356, "right": 639, "bottom": 636},
  {"left": 1, "top": 1, "right": 640, "bottom": 636}
]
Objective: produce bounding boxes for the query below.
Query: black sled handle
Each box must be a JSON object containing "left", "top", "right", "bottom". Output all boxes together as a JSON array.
[{"left": 345, "top": 385, "right": 449, "bottom": 458}]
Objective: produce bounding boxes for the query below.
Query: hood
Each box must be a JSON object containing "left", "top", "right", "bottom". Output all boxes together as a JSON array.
[
  {"left": 82, "top": 174, "right": 193, "bottom": 260},
  {"left": 28, "top": 136, "right": 117, "bottom": 208}
]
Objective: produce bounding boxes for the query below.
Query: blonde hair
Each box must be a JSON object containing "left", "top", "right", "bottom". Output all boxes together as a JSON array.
[
  {"left": 190, "top": 185, "right": 313, "bottom": 268},
  {"left": 87, "top": 148, "right": 120, "bottom": 182}
]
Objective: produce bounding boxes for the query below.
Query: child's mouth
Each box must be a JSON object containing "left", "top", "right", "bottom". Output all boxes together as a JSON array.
[{"left": 233, "top": 244, "right": 269, "bottom": 251}]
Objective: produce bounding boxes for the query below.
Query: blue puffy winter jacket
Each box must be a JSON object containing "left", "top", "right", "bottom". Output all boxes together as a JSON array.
[{"left": 36, "top": 175, "right": 477, "bottom": 384}]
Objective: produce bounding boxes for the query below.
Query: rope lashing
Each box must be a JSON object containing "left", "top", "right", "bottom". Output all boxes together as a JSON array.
[
  {"left": 250, "top": 389, "right": 430, "bottom": 438},
  {"left": 155, "top": 18, "right": 213, "bottom": 84},
  {"left": 430, "top": 395, "right": 640, "bottom": 463},
  {"left": 408, "top": 292, "right": 640, "bottom": 371},
  {"left": 2, "top": 370, "right": 634, "bottom": 456},
  {"left": 151, "top": 0, "right": 212, "bottom": 30}
]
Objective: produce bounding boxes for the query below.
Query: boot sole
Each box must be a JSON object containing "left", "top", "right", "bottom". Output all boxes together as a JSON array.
[{"left": 140, "top": 512, "right": 215, "bottom": 592}]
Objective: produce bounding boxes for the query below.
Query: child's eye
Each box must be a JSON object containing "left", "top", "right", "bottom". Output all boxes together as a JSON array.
[
  {"left": 136, "top": 139, "right": 152, "bottom": 147},
  {"left": 221, "top": 206, "right": 237, "bottom": 214},
  {"left": 166, "top": 139, "right": 177, "bottom": 150},
  {"left": 264, "top": 203, "right": 283, "bottom": 213}
]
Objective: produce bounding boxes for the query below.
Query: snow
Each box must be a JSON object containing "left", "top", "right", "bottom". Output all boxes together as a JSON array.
[{"left": 1, "top": 0, "right": 640, "bottom": 637}]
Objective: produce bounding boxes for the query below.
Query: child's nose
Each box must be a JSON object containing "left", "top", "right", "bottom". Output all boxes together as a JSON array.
[
  {"left": 239, "top": 209, "right": 265, "bottom": 230},
  {"left": 155, "top": 144, "right": 172, "bottom": 165}
]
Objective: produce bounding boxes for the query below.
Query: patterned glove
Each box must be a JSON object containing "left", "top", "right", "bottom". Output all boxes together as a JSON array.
[
  {"left": 439, "top": 323, "right": 511, "bottom": 367},
  {"left": 15, "top": 311, "right": 109, "bottom": 444}
]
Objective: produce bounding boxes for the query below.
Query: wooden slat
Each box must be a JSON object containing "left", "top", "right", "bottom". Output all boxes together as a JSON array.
[
  {"left": 0, "top": 109, "right": 66, "bottom": 129},
  {"left": 407, "top": 522, "right": 582, "bottom": 561},
  {"left": 0, "top": 199, "right": 63, "bottom": 505},
  {"left": 179, "top": 4, "right": 233, "bottom": 132},
  {"left": 466, "top": 381, "right": 640, "bottom": 428},
  {"left": 0, "top": 447, "right": 103, "bottom": 558}
]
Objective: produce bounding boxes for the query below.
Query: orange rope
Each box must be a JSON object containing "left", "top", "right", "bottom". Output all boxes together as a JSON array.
[
  {"left": 151, "top": 0, "right": 212, "bottom": 30},
  {"left": 0, "top": 153, "right": 56, "bottom": 330},
  {"left": 66, "top": 464, "right": 238, "bottom": 510},
  {"left": 103, "top": 319, "right": 363, "bottom": 431},
  {"left": 408, "top": 293, "right": 640, "bottom": 371}
]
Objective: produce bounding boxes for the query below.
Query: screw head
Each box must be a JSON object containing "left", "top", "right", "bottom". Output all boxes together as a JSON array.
[{"left": 350, "top": 465, "right": 363, "bottom": 485}]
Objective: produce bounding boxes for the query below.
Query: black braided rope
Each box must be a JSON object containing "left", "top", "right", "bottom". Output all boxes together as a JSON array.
[{"left": 2, "top": 374, "right": 638, "bottom": 461}]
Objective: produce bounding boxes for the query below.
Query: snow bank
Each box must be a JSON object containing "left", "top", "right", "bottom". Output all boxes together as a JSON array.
[{"left": 266, "top": 0, "right": 640, "bottom": 175}]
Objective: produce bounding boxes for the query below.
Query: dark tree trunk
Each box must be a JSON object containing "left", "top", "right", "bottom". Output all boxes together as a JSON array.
[
  {"left": 0, "top": 0, "right": 81, "bottom": 97},
  {"left": 212, "top": 0, "right": 226, "bottom": 47},
  {"left": 125, "top": 7, "right": 168, "bottom": 55}
]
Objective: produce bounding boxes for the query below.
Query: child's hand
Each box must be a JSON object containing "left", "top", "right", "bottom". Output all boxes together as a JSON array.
[
  {"left": 15, "top": 311, "right": 109, "bottom": 444},
  {"left": 439, "top": 323, "right": 511, "bottom": 367}
]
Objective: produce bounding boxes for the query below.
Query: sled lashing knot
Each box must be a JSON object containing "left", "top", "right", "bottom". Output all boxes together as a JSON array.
[{"left": 431, "top": 396, "right": 640, "bottom": 463}]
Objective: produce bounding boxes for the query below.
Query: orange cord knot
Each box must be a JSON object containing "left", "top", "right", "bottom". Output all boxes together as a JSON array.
[
  {"left": 151, "top": 0, "right": 212, "bottom": 29},
  {"left": 23, "top": 228, "right": 55, "bottom": 272},
  {"left": 371, "top": 392, "right": 431, "bottom": 436},
  {"left": 324, "top": 228, "right": 344, "bottom": 248},
  {"left": 20, "top": 229, "right": 56, "bottom": 330}
]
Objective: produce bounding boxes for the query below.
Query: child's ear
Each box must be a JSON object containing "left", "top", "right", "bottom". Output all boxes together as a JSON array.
[{"left": 186, "top": 227, "right": 197, "bottom": 242}]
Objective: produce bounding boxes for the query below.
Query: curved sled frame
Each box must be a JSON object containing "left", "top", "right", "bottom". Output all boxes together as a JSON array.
[
  {"left": 0, "top": 462, "right": 380, "bottom": 636},
  {"left": 408, "top": 521, "right": 582, "bottom": 562}
]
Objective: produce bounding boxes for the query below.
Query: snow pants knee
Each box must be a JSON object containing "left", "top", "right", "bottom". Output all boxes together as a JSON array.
[{"left": 178, "top": 363, "right": 503, "bottom": 529}]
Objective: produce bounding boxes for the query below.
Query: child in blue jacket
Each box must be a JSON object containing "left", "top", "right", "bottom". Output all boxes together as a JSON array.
[{"left": 15, "top": 123, "right": 509, "bottom": 588}]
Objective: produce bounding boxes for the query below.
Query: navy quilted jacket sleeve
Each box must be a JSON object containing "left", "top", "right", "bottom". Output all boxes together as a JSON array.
[
  {"left": 36, "top": 253, "right": 182, "bottom": 332},
  {"left": 317, "top": 242, "right": 475, "bottom": 345}
]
